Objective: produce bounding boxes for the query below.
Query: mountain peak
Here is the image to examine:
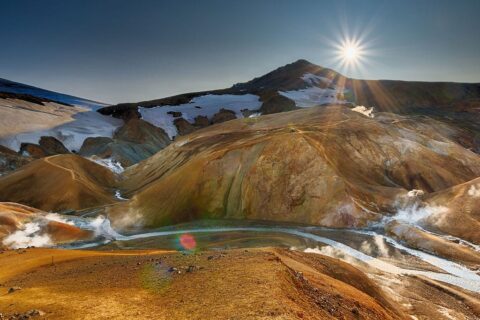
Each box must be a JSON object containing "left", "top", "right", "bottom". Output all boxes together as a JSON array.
[
  {"left": 232, "top": 59, "right": 337, "bottom": 92},
  {"left": 290, "top": 58, "right": 317, "bottom": 67}
]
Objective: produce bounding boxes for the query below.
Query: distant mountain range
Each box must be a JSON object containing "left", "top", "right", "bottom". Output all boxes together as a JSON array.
[
  {"left": 0, "top": 77, "right": 106, "bottom": 109},
  {"left": 98, "top": 59, "right": 480, "bottom": 151}
]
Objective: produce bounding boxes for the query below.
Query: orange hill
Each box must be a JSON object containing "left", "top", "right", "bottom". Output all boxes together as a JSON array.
[
  {"left": 108, "top": 105, "right": 480, "bottom": 229},
  {"left": 0, "top": 154, "right": 118, "bottom": 212}
]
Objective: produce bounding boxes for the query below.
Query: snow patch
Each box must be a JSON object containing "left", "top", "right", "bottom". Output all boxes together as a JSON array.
[
  {"left": 279, "top": 86, "right": 346, "bottom": 108},
  {"left": 115, "top": 190, "right": 128, "bottom": 201},
  {"left": 467, "top": 184, "right": 480, "bottom": 198},
  {"left": 2, "top": 109, "right": 122, "bottom": 152},
  {"left": 407, "top": 189, "right": 425, "bottom": 198},
  {"left": 139, "top": 94, "right": 262, "bottom": 139},
  {"left": 351, "top": 105, "right": 374, "bottom": 118},
  {"left": 278, "top": 73, "right": 351, "bottom": 108},
  {"left": 248, "top": 112, "right": 262, "bottom": 118},
  {"left": 90, "top": 157, "right": 124, "bottom": 174},
  {"left": 301, "top": 73, "right": 331, "bottom": 86}
]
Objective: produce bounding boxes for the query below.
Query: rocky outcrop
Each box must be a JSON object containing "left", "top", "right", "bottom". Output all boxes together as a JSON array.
[
  {"left": 167, "top": 111, "right": 182, "bottom": 118},
  {"left": 211, "top": 108, "right": 236, "bottom": 124},
  {"left": 173, "top": 110, "right": 239, "bottom": 137},
  {"left": 0, "top": 146, "right": 31, "bottom": 175},
  {"left": 79, "top": 137, "right": 115, "bottom": 158},
  {"left": 79, "top": 119, "right": 170, "bottom": 167},
  {"left": 19, "top": 143, "right": 47, "bottom": 158},
  {"left": 193, "top": 115, "right": 209, "bottom": 128},
  {"left": 39, "top": 136, "right": 70, "bottom": 155},
  {"left": 174, "top": 118, "right": 196, "bottom": 135},
  {"left": 259, "top": 91, "right": 297, "bottom": 115},
  {"left": 115, "top": 118, "right": 170, "bottom": 145},
  {"left": 18, "top": 136, "right": 70, "bottom": 159}
]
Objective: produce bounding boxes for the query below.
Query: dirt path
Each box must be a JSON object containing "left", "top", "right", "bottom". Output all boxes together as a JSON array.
[
  {"left": 42, "top": 155, "right": 116, "bottom": 201},
  {"left": 43, "top": 155, "right": 77, "bottom": 181}
]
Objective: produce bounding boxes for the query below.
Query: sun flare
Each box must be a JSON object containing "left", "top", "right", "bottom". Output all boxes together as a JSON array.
[
  {"left": 342, "top": 44, "right": 359, "bottom": 61},
  {"left": 339, "top": 40, "right": 363, "bottom": 65}
]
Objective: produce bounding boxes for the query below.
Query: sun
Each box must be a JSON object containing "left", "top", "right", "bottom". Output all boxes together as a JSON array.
[
  {"left": 342, "top": 44, "right": 359, "bottom": 61},
  {"left": 339, "top": 40, "right": 363, "bottom": 65}
]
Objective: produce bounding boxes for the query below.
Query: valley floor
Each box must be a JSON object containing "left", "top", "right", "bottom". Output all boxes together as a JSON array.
[{"left": 1, "top": 247, "right": 479, "bottom": 319}]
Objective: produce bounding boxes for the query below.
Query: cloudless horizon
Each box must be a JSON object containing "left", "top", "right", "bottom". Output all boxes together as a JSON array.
[{"left": 1, "top": 0, "right": 479, "bottom": 104}]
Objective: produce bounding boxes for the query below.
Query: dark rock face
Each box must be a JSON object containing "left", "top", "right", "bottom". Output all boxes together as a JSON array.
[
  {"left": 167, "top": 111, "right": 182, "bottom": 118},
  {"left": 174, "top": 118, "right": 196, "bottom": 136},
  {"left": 0, "top": 145, "right": 31, "bottom": 175},
  {"left": 79, "top": 137, "right": 115, "bottom": 159},
  {"left": 211, "top": 108, "right": 236, "bottom": 124},
  {"left": 233, "top": 59, "right": 335, "bottom": 92},
  {"left": 79, "top": 119, "right": 170, "bottom": 167},
  {"left": 114, "top": 119, "right": 170, "bottom": 147},
  {"left": 18, "top": 136, "right": 70, "bottom": 159},
  {"left": 259, "top": 92, "right": 297, "bottom": 115},
  {"left": 97, "top": 104, "right": 140, "bottom": 120},
  {"left": 19, "top": 143, "right": 47, "bottom": 158},
  {"left": 39, "top": 136, "right": 70, "bottom": 155},
  {"left": 193, "top": 115, "right": 209, "bottom": 128},
  {"left": 172, "top": 109, "right": 240, "bottom": 137}
]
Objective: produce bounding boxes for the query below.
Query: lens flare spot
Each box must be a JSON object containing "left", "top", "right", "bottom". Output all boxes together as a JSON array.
[{"left": 179, "top": 233, "right": 196, "bottom": 251}]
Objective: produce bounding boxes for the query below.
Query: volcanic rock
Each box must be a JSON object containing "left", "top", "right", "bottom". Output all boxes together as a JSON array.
[
  {"left": 79, "top": 119, "right": 170, "bottom": 167},
  {"left": 38, "top": 136, "right": 70, "bottom": 155},
  {"left": 79, "top": 137, "right": 114, "bottom": 158},
  {"left": 193, "top": 115, "right": 209, "bottom": 128},
  {"left": 19, "top": 143, "right": 47, "bottom": 158},
  {"left": 18, "top": 137, "right": 69, "bottom": 159},
  {"left": 258, "top": 91, "right": 297, "bottom": 115},
  {"left": 174, "top": 118, "right": 196, "bottom": 136},
  {"left": 0, "top": 145, "right": 31, "bottom": 175},
  {"left": 211, "top": 108, "right": 236, "bottom": 124},
  {"left": 167, "top": 111, "right": 182, "bottom": 118}
]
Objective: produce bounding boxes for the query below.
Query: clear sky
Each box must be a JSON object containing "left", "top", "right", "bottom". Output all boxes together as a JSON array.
[{"left": 1, "top": 0, "right": 479, "bottom": 104}]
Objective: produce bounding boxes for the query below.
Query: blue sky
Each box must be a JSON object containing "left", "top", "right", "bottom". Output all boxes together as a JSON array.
[{"left": 0, "top": 0, "right": 479, "bottom": 103}]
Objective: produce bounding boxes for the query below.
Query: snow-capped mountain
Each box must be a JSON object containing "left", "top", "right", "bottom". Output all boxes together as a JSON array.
[
  {"left": 100, "top": 59, "right": 480, "bottom": 149},
  {"left": 0, "top": 78, "right": 106, "bottom": 109},
  {"left": 100, "top": 60, "right": 357, "bottom": 139}
]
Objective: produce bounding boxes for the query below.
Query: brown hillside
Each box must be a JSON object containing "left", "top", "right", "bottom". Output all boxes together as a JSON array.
[
  {"left": 108, "top": 105, "right": 480, "bottom": 229},
  {"left": 0, "top": 154, "right": 118, "bottom": 212}
]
